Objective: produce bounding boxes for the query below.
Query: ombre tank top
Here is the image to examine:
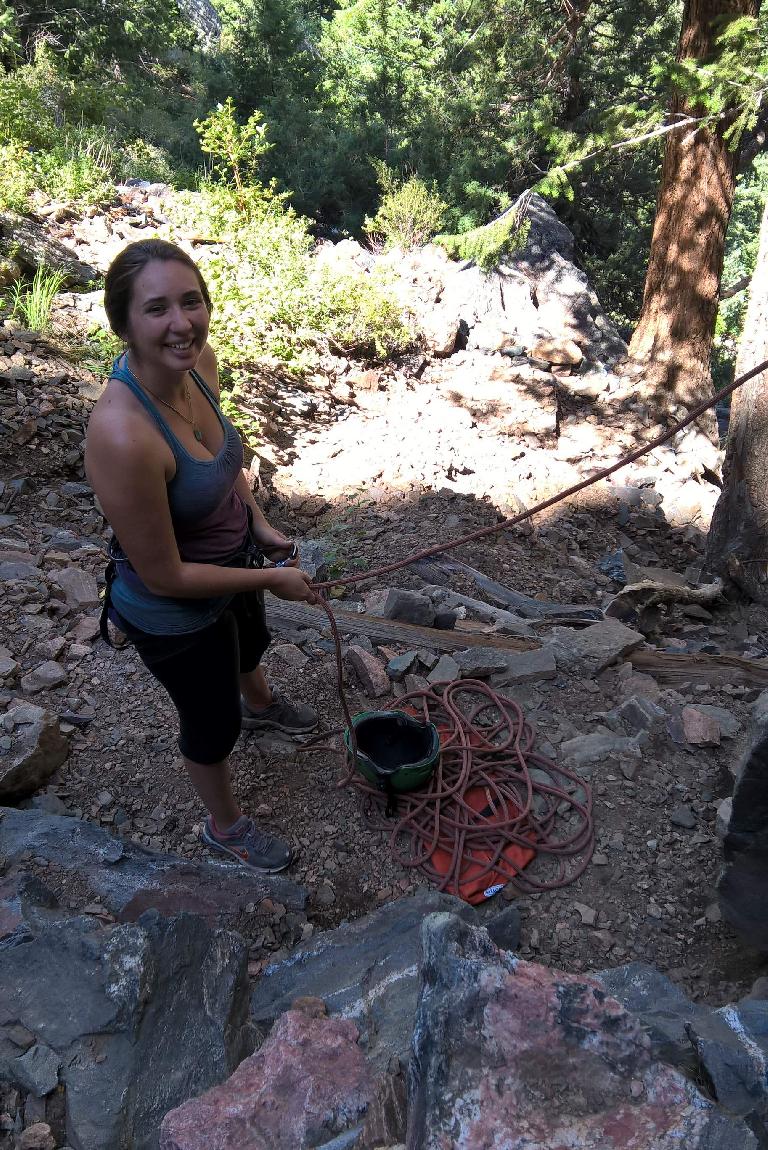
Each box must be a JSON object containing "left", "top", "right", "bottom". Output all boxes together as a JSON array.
[{"left": 107, "top": 355, "right": 249, "bottom": 635}]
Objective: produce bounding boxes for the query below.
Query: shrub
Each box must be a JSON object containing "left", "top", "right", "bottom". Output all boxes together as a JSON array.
[
  {"left": 307, "top": 266, "right": 414, "bottom": 360},
  {"left": 9, "top": 264, "right": 66, "bottom": 332},
  {"left": 364, "top": 163, "right": 447, "bottom": 251},
  {"left": 0, "top": 141, "right": 37, "bottom": 211}
]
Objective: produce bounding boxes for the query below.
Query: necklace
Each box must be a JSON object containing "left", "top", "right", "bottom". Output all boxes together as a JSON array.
[{"left": 129, "top": 362, "right": 204, "bottom": 443}]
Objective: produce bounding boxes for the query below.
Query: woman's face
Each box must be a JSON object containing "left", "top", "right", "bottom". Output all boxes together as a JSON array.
[{"left": 124, "top": 258, "right": 210, "bottom": 376}]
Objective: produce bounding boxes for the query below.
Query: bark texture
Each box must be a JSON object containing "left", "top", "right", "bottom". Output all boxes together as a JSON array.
[
  {"left": 628, "top": 0, "right": 760, "bottom": 412},
  {"left": 706, "top": 198, "right": 768, "bottom": 599}
]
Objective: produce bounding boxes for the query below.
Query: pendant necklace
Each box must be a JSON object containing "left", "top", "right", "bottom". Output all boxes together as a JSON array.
[{"left": 130, "top": 361, "right": 204, "bottom": 443}]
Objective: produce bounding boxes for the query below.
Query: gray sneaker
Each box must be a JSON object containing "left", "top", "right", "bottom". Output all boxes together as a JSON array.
[
  {"left": 241, "top": 691, "right": 318, "bottom": 734},
  {"left": 202, "top": 815, "right": 293, "bottom": 873}
]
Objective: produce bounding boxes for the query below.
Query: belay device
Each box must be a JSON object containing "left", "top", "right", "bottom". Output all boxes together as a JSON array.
[{"left": 344, "top": 710, "right": 440, "bottom": 816}]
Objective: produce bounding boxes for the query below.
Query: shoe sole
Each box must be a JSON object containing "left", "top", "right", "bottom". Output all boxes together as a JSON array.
[
  {"left": 201, "top": 831, "right": 293, "bottom": 874},
  {"left": 241, "top": 715, "right": 318, "bottom": 734}
]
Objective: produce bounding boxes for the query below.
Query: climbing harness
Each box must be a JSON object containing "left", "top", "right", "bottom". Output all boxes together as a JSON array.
[{"left": 309, "top": 359, "right": 768, "bottom": 902}]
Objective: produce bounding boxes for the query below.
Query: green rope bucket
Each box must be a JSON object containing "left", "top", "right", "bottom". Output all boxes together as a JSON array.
[{"left": 344, "top": 710, "right": 440, "bottom": 794}]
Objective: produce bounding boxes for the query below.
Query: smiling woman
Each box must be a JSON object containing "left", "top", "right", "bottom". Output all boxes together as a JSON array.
[{"left": 85, "top": 239, "right": 319, "bottom": 874}]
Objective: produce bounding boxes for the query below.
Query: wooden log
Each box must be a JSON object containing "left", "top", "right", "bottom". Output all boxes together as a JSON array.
[
  {"left": 265, "top": 595, "right": 540, "bottom": 653},
  {"left": 629, "top": 649, "right": 768, "bottom": 688},
  {"left": 412, "top": 556, "right": 603, "bottom": 622}
]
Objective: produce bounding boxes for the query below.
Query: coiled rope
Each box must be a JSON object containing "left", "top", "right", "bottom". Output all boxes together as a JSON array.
[{"left": 305, "top": 359, "right": 768, "bottom": 899}]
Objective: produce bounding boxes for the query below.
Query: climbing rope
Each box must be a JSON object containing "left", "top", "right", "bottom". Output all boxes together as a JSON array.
[{"left": 307, "top": 359, "right": 768, "bottom": 899}]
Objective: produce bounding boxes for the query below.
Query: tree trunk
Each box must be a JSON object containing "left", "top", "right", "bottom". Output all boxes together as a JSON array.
[
  {"left": 628, "top": 0, "right": 760, "bottom": 415},
  {"left": 705, "top": 197, "right": 768, "bottom": 598}
]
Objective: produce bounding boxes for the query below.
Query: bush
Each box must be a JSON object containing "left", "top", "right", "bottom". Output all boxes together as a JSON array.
[
  {"left": 168, "top": 182, "right": 416, "bottom": 367},
  {"left": 364, "top": 163, "right": 447, "bottom": 251},
  {"left": 0, "top": 141, "right": 37, "bottom": 211}
]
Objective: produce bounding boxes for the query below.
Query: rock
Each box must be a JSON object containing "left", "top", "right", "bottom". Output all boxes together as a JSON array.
[
  {"left": 546, "top": 619, "right": 644, "bottom": 676},
  {"left": 670, "top": 804, "right": 697, "bottom": 829},
  {"left": 49, "top": 566, "right": 99, "bottom": 609},
  {"left": 386, "top": 652, "right": 419, "bottom": 682},
  {"left": 453, "top": 647, "right": 515, "bottom": 678},
  {"left": 17, "top": 1125, "right": 55, "bottom": 1150},
  {"left": 160, "top": 1008, "right": 374, "bottom": 1150},
  {"left": 612, "top": 694, "right": 666, "bottom": 734},
  {"left": 693, "top": 704, "right": 741, "bottom": 740},
  {"left": 596, "top": 962, "right": 710, "bottom": 1074},
  {"left": 0, "top": 807, "right": 306, "bottom": 926},
  {"left": 530, "top": 336, "right": 583, "bottom": 366},
  {"left": 681, "top": 705, "right": 721, "bottom": 746},
  {"left": 347, "top": 646, "right": 390, "bottom": 698},
  {"left": 12, "top": 1042, "right": 60, "bottom": 1097},
  {"left": 271, "top": 643, "right": 309, "bottom": 669},
  {"left": 408, "top": 913, "right": 755, "bottom": 1149},
  {"left": 560, "top": 729, "right": 643, "bottom": 773},
  {"left": 491, "top": 647, "right": 558, "bottom": 686},
  {"left": 484, "top": 904, "right": 521, "bottom": 951},
  {"left": 381, "top": 589, "right": 436, "bottom": 627},
  {"left": 688, "top": 1001, "right": 768, "bottom": 1140},
  {"left": 0, "top": 909, "right": 253, "bottom": 1150},
  {"left": 250, "top": 890, "right": 476, "bottom": 1072},
  {"left": 297, "top": 539, "right": 330, "bottom": 582},
  {"left": 426, "top": 654, "right": 460, "bottom": 683},
  {"left": 0, "top": 705, "right": 68, "bottom": 800},
  {"left": 716, "top": 797, "right": 733, "bottom": 838},
  {"left": 421, "top": 308, "right": 459, "bottom": 357},
  {"left": 19, "top": 662, "right": 68, "bottom": 694}
]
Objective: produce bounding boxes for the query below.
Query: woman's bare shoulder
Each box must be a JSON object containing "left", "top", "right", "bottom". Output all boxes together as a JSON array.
[
  {"left": 194, "top": 343, "right": 220, "bottom": 399},
  {"left": 86, "top": 379, "right": 169, "bottom": 469}
]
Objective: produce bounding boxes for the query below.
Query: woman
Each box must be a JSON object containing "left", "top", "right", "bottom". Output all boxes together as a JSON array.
[{"left": 86, "top": 238, "right": 319, "bottom": 874}]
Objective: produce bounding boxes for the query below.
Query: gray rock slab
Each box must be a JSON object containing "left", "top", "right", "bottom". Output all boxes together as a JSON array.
[
  {"left": 49, "top": 567, "right": 100, "bottom": 609},
  {"left": 19, "top": 661, "right": 68, "bottom": 694},
  {"left": 491, "top": 646, "right": 557, "bottom": 685},
  {"left": 0, "top": 808, "right": 306, "bottom": 928},
  {"left": 546, "top": 619, "right": 645, "bottom": 676},
  {"left": 386, "top": 652, "right": 419, "bottom": 682},
  {"left": 612, "top": 694, "right": 667, "bottom": 734},
  {"left": 693, "top": 704, "right": 741, "bottom": 740},
  {"left": 560, "top": 729, "right": 643, "bottom": 773},
  {"left": 0, "top": 910, "right": 252, "bottom": 1150},
  {"left": 426, "top": 654, "right": 460, "bottom": 683},
  {"left": 596, "top": 962, "right": 709, "bottom": 1074},
  {"left": 688, "top": 1001, "right": 768, "bottom": 1139},
  {"left": 250, "top": 890, "right": 477, "bottom": 1072}
]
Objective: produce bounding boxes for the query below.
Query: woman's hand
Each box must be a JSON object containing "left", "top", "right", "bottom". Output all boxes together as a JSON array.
[
  {"left": 251, "top": 523, "right": 299, "bottom": 567},
  {"left": 268, "top": 567, "right": 319, "bottom": 604}
]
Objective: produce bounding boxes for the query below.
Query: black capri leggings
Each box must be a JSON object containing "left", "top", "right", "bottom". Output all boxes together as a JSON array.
[{"left": 122, "top": 591, "right": 271, "bottom": 764}]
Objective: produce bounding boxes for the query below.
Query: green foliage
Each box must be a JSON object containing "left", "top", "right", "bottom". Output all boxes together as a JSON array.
[
  {"left": 0, "top": 141, "right": 36, "bottom": 210},
  {"left": 437, "top": 212, "right": 530, "bottom": 273},
  {"left": 194, "top": 98, "right": 273, "bottom": 204},
  {"left": 9, "top": 264, "right": 65, "bottom": 331},
  {"left": 168, "top": 182, "right": 414, "bottom": 368},
  {"left": 306, "top": 265, "right": 414, "bottom": 360},
  {"left": 364, "top": 163, "right": 447, "bottom": 250}
]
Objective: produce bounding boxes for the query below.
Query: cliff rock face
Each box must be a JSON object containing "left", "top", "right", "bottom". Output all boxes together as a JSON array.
[{"left": 178, "top": 0, "right": 221, "bottom": 42}]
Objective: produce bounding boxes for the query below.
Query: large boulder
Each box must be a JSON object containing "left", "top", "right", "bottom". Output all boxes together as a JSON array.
[
  {"left": 0, "top": 807, "right": 306, "bottom": 926},
  {"left": 406, "top": 913, "right": 756, "bottom": 1149},
  {"left": 0, "top": 905, "right": 253, "bottom": 1150},
  {"left": 250, "top": 890, "right": 477, "bottom": 1072},
  {"left": 160, "top": 1004, "right": 375, "bottom": 1150}
]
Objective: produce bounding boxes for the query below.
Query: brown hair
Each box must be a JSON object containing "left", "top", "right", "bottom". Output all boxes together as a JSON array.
[{"left": 104, "top": 239, "right": 212, "bottom": 340}]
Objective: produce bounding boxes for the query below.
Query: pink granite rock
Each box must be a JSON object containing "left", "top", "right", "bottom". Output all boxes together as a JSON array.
[
  {"left": 407, "top": 912, "right": 756, "bottom": 1149},
  {"left": 347, "top": 645, "right": 390, "bottom": 698},
  {"left": 160, "top": 1008, "right": 375, "bottom": 1150},
  {"left": 681, "top": 704, "right": 721, "bottom": 746}
]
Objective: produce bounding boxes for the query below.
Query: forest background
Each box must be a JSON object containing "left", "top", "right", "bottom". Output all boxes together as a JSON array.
[{"left": 0, "top": 0, "right": 767, "bottom": 384}]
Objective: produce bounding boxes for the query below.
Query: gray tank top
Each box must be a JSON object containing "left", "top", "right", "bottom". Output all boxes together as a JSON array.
[{"left": 107, "top": 354, "right": 249, "bottom": 635}]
